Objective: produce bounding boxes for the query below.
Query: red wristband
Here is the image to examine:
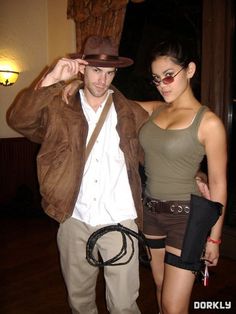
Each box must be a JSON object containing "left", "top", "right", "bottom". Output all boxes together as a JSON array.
[{"left": 207, "top": 237, "right": 222, "bottom": 244}]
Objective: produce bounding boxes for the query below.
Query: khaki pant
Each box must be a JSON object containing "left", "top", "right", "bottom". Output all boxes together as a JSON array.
[{"left": 57, "top": 217, "right": 141, "bottom": 314}]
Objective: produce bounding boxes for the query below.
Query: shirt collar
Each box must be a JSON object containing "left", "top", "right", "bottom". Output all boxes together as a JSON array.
[{"left": 79, "top": 89, "right": 113, "bottom": 112}]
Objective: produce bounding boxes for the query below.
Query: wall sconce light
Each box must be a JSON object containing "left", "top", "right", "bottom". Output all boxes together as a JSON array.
[{"left": 0, "top": 69, "right": 19, "bottom": 86}]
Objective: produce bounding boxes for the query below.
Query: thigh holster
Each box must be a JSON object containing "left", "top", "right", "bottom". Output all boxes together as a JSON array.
[
  {"left": 181, "top": 194, "right": 222, "bottom": 264},
  {"left": 165, "top": 195, "right": 222, "bottom": 272}
]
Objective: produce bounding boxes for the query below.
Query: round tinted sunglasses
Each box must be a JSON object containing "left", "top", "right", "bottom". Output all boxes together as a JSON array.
[{"left": 151, "top": 67, "right": 184, "bottom": 86}]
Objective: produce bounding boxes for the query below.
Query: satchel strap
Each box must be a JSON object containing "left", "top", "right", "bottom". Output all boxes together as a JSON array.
[{"left": 85, "top": 93, "right": 113, "bottom": 162}]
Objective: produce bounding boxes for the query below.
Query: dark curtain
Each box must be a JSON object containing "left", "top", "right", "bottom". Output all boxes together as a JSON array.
[{"left": 67, "top": 0, "right": 129, "bottom": 52}]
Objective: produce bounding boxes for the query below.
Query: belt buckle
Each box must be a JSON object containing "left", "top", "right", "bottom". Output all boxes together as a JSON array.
[
  {"left": 146, "top": 200, "right": 152, "bottom": 209},
  {"left": 146, "top": 198, "right": 159, "bottom": 212}
]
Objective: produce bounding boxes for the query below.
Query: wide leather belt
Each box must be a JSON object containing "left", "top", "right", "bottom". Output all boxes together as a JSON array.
[{"left": 144, "top": 195, "right": 190, "bottom": 214}]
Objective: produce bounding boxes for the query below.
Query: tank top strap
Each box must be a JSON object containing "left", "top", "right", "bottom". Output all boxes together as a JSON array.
[
  {"left": 150, "top": 104, "right": 166, "bottom": 120},
  {"left": 190, "top": 105, "right": 209, "bottom": 130}
]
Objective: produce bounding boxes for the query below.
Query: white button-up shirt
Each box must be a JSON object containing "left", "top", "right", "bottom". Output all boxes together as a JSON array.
[{"left": 72, "top": 89, "right": 137, "bottom": 226}]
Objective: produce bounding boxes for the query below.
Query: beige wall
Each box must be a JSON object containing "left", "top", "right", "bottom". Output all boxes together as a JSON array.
[
  {"left": 48, "top": 0, "right": 76, "bottom": 63},
  {"left": 0, "top": 0, "right": 76, "bottom": 138}
]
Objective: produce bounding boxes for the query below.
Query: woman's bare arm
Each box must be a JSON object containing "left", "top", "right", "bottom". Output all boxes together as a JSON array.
[{"left": 199, "top": 110, "right": 227, "bottom": 266}]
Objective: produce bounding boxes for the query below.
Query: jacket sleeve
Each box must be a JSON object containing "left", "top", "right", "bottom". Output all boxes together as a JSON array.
[
  {"left": 7, "top": 82, "right": 65, "bottom": 144},
  {"left": 130, "top": 101, "right": 148, "bottom": 166},
  {"left": 110, "top": 84, "right": 149, "bottom": 132},
  {"left": 111, "top": 84, "right": 149, "bottom": 165},
  {"left": 128, "top": 100, "right": 149, "bottom": 133}
]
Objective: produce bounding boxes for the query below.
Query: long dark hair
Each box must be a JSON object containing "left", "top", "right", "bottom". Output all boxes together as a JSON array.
[{"left": 150, "top": 38, "right": 198, "bottom": 69}]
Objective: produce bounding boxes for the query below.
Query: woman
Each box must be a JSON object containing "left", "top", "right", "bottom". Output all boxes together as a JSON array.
[{"left": 137, "top": 39, "right": 227, "bottom": 314}]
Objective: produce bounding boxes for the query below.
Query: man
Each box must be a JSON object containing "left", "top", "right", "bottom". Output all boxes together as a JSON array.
[{"left": 7, "top": 35, "right": 148, "bottom": 314}]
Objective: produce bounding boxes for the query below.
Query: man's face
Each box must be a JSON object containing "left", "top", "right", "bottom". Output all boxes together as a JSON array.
[{"left": 83, "top": 66, "right": 116, "bottom": 98}]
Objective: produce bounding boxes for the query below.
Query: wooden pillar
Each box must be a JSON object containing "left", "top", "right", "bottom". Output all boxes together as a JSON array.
[{"left": 201, "top": 0, "right": 234, "bottom": 132}]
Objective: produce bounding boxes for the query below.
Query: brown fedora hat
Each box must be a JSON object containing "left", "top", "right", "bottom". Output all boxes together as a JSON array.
[{"left": 69, "top": 35, "right": 133, "bottom": 68}]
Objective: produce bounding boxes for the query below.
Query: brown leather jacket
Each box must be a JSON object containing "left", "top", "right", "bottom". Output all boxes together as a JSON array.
[{"left": 7, "top": 82, "right": 148, "bottom": 228}]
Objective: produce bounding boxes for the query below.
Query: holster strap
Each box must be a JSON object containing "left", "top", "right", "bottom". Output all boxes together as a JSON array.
[{"left": 165, "top": 251, "right": 201, "bottom": 272}]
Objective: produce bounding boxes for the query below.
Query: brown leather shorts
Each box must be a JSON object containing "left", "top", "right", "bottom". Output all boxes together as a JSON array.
[{"left": 143, "top": 195, "right": 190, "bottom": 250}]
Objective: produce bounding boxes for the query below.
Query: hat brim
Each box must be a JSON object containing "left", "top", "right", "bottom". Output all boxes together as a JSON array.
[{"left": 68, "top": 53, "right": 133, "bottom": 68}]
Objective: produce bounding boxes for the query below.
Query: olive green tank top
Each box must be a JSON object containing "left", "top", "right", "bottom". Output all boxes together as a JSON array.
[{"left": 139, "top": 106, "right": 207, "bottom": 200}]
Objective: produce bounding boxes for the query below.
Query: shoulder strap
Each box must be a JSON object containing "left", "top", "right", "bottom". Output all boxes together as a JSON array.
[
  {"left": 150, "top": 104, "right": 166, "bottom": 120},
  {"left": 191, "top": 105, "right": 208, "bottom": 130},
  {"left": 85, "top": 94, "right": 113, "bottom": 163}
]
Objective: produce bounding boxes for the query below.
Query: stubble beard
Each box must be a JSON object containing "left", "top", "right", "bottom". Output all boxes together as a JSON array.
[{"left": 85, "top": 82, "right": 109, "bottom": 99}]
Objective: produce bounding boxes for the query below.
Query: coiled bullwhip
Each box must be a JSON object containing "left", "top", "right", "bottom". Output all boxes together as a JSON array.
[{"left": 86, "top": 223, "right": 152, "bottom": 267}]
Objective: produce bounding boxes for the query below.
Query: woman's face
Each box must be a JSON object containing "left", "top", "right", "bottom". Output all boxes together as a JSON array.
[{"left": 151, "top": 56, "right": 191, "bottom": 103}]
